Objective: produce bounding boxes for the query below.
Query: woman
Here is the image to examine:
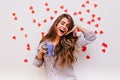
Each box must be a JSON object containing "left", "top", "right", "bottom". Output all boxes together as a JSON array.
[{"left": 33, "top": 13, "right": 97, "bottom": 80}]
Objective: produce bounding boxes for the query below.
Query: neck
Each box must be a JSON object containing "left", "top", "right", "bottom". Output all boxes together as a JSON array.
[{"left": 53, "top": 36, "right": 60, "bottom": 45}]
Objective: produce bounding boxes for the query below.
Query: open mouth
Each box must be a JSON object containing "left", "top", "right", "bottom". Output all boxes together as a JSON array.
[{"left": 59, "top": 29, "right": 65, "bottom": 33}]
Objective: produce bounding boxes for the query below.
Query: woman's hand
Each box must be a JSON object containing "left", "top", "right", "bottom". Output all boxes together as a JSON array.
[
  {"left": 65, "top": 25, "right": 89, "bottom": 35},
  {"left": 37, "top": 43, "right": 47, "bottom": 60}
]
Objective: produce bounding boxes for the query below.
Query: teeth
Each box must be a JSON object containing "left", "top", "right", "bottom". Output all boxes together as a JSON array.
[{"left": 60, "top": 29, "right": 64, "bottom": 33}]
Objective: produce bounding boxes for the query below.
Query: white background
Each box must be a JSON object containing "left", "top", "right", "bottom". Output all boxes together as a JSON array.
[{"left": 0, "top": 0, "right": 120, "bottom": 80}]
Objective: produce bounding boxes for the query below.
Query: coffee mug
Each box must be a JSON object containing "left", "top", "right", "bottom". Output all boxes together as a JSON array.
[{"left": 45, "top": 43, "right": 54, "bottom": 56}]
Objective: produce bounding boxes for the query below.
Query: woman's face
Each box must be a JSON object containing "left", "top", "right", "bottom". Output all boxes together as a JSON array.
[{"left": 56, "top": 17, "right": 69, "bottom": 37}]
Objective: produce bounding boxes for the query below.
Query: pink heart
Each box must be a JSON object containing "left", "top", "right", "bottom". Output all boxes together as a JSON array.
[
  {"left": 12, "top": 36, "right": 16, "bottom": 40},
  {"left": 60, "top": 5, "right": 64, "bottom": 9},
  {"left": 20, "top": 27, "right": 24, "bottom": 31},
  {"left": 86, "top": 55, "right": 90, "bottom": 59}
]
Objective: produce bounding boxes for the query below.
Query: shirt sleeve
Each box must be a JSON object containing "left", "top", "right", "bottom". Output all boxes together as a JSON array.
[
  {"left": 77, "top": 31, "right": 97, "bottom": 48},
  {"left": 33, "top": 42, "right": 45, "bottom": 67}
]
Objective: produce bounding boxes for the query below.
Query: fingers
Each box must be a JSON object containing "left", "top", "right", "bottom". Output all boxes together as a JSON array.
[
  {"left": 40, "top": 43, "right": 47, "bottom": 54},
  {"left": 65, "top": 25, "right": 77, "bottom": 35}
]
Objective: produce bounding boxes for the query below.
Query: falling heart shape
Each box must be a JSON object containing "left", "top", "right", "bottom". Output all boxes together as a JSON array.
[
  {"left": 95, "top": 24, "right": 99, "bottom": 27},
  {"left": 78, "top": 11, "right": 82, "bottom": 15},
  {"left": 91, "top": 19, "right": 95, "bottom": 22},
  {"left": 12, "top": 13, "right": 16, "bottom": 16},
  {"left": 54, "top": 10, "right": 57, "bottom": 14},
  {"left": 50, "top": 16, "right": 54, "bottom": 20},
  {"left": 101, "top": 49, "right": 106, "bottom": 53},
  {"left": 64, "top": 9, "right": 68, "bottom": 13},
  {"left": 24, "top": 58, "right": 28, "bottom": 63},
  {"left": 100, "top": 30, "right": 104, "bottom": 35},
  {"left": 86, "top": 55, "right": 91, "bottom": 59},
  {"left": 29, "top": 6, "right": 33, "bottom": 10},
  {"left": 24, "top": 34, "right": 28, "bottom": 38},
  {"left": 43, "top": 19, "right": 47, "bottom": 23},
  {"left": 81, "top": 46, "right": 87, "bottom": 52},
  {"left": 87, "top": 21, "right": 91, "bottom": 25},
  {"left": 27, "top": 47, "right": 30, "bottom": 51},
  {"left": 33, "top": 19, "right": 36, "bottom": 23},
  {"left": 41, "top": 32, "right": 45, "bottom": 38},
  {"left": 92, "top": 14, "right": 96, "bottom": 18},
  {"left": 94, "top": 30, "right": 98, "bottom": 34},
  {"left": 20, "top": 27, "right": 24, "bottom": 31},
  {"left": 73, "top": 12, "right": 77, "bottom": 16},
  {"left": 46, "top": 8, "right": 50, "bottom": 11},
  {"left": 86, "top": 0, "right": 90, "bottom": 4},
  {"left": 14, "top": 17, "right": 18, "bottom": 20},
  {"left": 38, "top": 23, "right": 41, "bottom": 27},
  {"left": 45, "top": 2, "right": 48, "bottom": 6},
  {"left": 26, "top": 43, "right": 30, "bottom": 47},
  {"left": 81, "top": 4, "right": 85, "bottom": 8},
  {"left": 102, "top": 42, "right": 108, "bottom": 48},
  {"left": 79, "top": 18, "right": 84, "bottom": 22},
  {"left": 86, "top": 9, "right": 90, "bottom": 13},
  {"left": 94, "top": 4, "right": 98, "bottom": 8},
  {"left": 97, "top": 17, "right": 101, "bottom": 21},
  {"left": 31, "top": 10, "right": 35, "bottom": 14},
  {"left": 12, "top": 36, "right": 16, "bottom": 40},
  {"left": 60, "top": 5, "right": 64, "bottom": 9}
]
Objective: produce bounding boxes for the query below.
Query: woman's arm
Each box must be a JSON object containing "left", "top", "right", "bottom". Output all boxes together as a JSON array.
[
  {"left": 33, "top": 42, "right": 47, "bottom": 67},
  {"left": 76, "top": 25, "right": 97, "bottom": 47}
]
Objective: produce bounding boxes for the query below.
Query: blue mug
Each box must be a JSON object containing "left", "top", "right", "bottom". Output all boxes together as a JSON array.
[{"left": 46, "top": 43, "right": 54, "bottom": 56}]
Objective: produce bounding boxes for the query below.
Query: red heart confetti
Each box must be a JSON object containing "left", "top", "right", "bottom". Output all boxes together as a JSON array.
[
  {"left": 24, "top": 58, "right": 28, "bottom": 63},
  {"left": 91, "top": 19, "right": 95, "bottom": 22},
  {"left": 102, "top": 42, "right": 108, "bottom": 48},
  {"left": 79, "top": 18, "right": 84, "bottom": 22},
  {"left": 81, "top": 46, "right": 87, "bottom": 52},
  {"left": 29, "top": 6, "right": 33, "bottom": 10},
  {"left": 87, "top": 21, "right": 91, "bottom": 25},
  {"left": 77, "top": 29, "right": 81, "bottom": 32},
  {"left": 43, "top": 19, "right": 47, "bottom": 23},
  {"left": 86, "top": 55, "right": 91, "bottom": 59},
  {"left": 41, "top": 32, "right": 45, "bottom": 38},
  {"left": 94, "top": 4, "right": 98, "bottom": 8},
  {"left": 101, "top": 49, "right": 106, "bottom": 53},
  {"left": 97, "top": 17, "right": 101, "bottom": 21},
  {"left": 100, "top": 30, "right": 104, "bottom": 35},
  {"left": 92, "top": 14, "right": 96, "bottom": 18},
  {"left": 14, "top": 17, "right": 18, "bottom": 20},
  {"left": 95, "top": 24, "right": 99, "bottom": 28},
  {"left": 31, "top": 10, "right": 35, "bottom": 14},
  {"left": 86, "top": 0, "right": 90, "bottom": 4},
  {"left": 73, "top": 12, "right": 77, "bottom": 16},
  {"left": 12, "top": 13, "right": 16, "bottom": 16},
  {"left": 27, "top": 47, "right": 30, "bottom": 51},
  {"left": 94, "top": 30, "right": 98, "bottom": 34},
  {"left": 78, "top": 11, "right": 82, "bottom": 15},
  {"left": 20, "top": 27, "right": 24, "bottom": 31},
  {"left": 81, "top": 4, "right": 85, "bottom": 8},
  {"left": 60, "top": 5, "right": 64, "bottom": 9},
  {"left": 86, "top": 9, "right": 90, "bottom": 13},
  {"left": 45, "top": 2, "right": 48, "bottom": 6},
  {"left": 54, "top": 10, "right": 58, "bottom": 14},
  {"left": 46, "top": 8, "right": 50, "bottom": 11},
  {"left": 38, "top": 23, "right": 41, "bottom": 27},
  {"left": 50, "top": 16, "right": 54, "bottom": 20},
  {"left": 64, "top": 9, "right": 68, "bottom": 13},
  {"left": 26, "top": 43, "right": 30, "bottom": 47},
  {"left": 12, "top": 35, "right": 16, "bottom": 40},
  {"left": 24, "top": 34, "right": 28, "bottom": 38},
  {"left": 33, "top": 19, "right": 36, "bottom": 23}
]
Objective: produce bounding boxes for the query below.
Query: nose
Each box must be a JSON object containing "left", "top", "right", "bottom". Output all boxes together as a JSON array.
[{"left": 63, "top": 25, "right": 66, "bottom": 29}]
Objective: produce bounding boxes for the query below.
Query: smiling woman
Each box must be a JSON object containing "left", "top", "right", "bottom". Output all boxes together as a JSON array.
[{"left": 33, "top": 13, "right": 97, "bottom": 80}]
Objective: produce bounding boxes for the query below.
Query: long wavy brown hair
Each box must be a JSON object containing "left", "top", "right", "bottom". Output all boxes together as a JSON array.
[{"left": 40, "top": 13, "right": 78, "bottom": 68}]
